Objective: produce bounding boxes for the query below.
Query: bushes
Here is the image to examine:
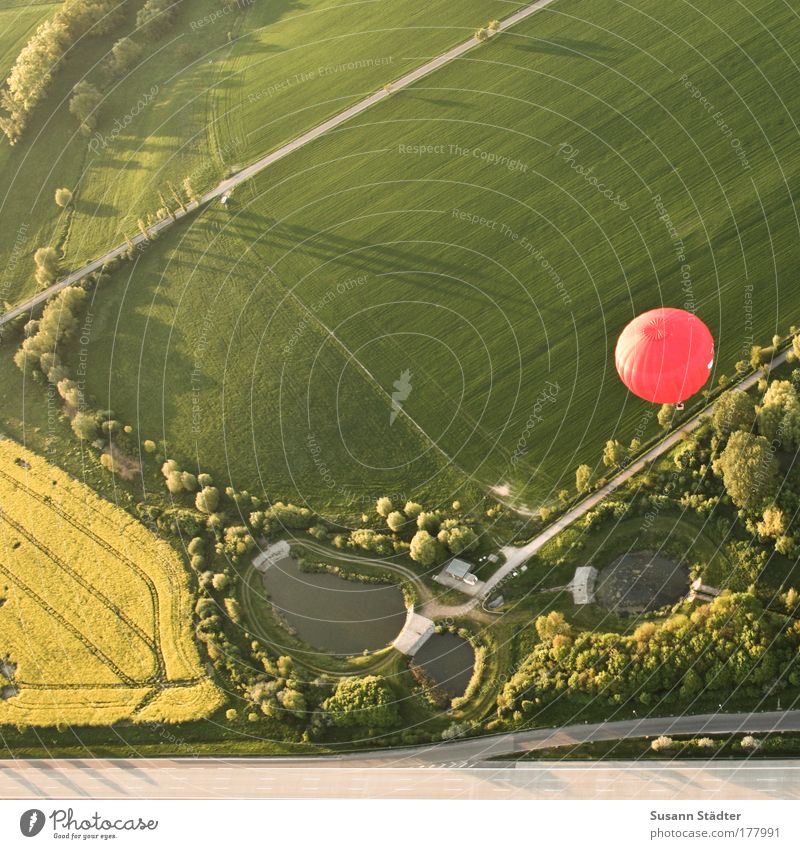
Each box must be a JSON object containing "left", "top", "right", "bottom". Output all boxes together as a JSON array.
[
  {"left": 498, "top": 594, "right": 798, "bottom": 714},
  {"left": 323, "top": 675, "right": 400, "bottom": 728}
]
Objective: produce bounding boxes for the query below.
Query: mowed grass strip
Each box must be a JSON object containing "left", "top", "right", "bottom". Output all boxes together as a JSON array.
[
  {"left": 0, "top": 438, "right": 222, "bottom": 725},
  {"left": 0, "top": 0, "right": 523, "bottom": 305},
  {"left": 61, "top": 0, "right": 800, "bottom": 514}
]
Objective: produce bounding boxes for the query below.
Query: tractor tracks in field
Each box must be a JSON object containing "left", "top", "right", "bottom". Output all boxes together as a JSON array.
[
  {"left": 0, "top": 559, "right": 140, "bottom": 687},
  {"left": 0, "top": 465, "right": 168, "bottom": 679}
]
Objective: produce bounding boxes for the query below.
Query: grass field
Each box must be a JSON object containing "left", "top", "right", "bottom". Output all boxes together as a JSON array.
[
  {"left": 0, "top": 2, "right": 58, "bottom": 78},
  {"left": 36, "top": 0, "right": 799, "bottom": 518},
  {"left": 0, "top": 438, "right": 222, "bottom": 725},
  {"left": 0, "top": 0, "right": 522, "bottom": 305}
]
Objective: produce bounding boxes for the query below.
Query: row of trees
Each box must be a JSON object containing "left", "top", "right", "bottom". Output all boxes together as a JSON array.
[{"left": 0, "top": 0, "right": 127, "bottom": 142}]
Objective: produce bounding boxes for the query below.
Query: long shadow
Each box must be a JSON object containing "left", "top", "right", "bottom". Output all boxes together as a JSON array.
[
  {"left": 513, "top": 38, "right": 616, "bottom": 57},
  {"left": 74, "top": 199, "right": 117, "bottom": 218},
  {"left": 225, "top": 211, "right": 538, "bottom": 309}
]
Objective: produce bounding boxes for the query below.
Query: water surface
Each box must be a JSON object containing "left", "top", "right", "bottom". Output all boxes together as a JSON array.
[{"left": 261, "top": 556, "right": 406, "bottom": 655}]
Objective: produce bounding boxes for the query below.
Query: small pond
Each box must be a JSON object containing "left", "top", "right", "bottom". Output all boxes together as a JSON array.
[
  {"left": 260, "top": 556, "right": 407, "bottom": 656},
  {"left": 412, "top": 633, "right": 475, "bottom": 699}
]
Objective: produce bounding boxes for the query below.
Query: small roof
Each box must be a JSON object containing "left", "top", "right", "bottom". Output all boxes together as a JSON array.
[{"left": 445, "top": 558, "right": 472, "bottom": 578}]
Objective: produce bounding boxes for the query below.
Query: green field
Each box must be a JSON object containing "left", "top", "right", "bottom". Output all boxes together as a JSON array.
[
  {"left": 0, "top": 0, "right": 522, "bottom": 305},
  {"left": 28, "top": 0, "right": 797, "bottom": 517}
]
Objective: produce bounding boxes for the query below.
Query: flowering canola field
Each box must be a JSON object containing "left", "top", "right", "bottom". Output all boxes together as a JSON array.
[{"left": 0, "top": 438, "right": 222, "bottom": 726}]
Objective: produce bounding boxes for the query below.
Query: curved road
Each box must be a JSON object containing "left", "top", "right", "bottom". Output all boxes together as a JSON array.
[{"left": 0, "top": 0, "right": 559, "bottom": 329}]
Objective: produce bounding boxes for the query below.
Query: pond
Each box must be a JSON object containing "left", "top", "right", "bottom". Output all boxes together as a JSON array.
[
  {"left": 412, "top": 632, "right": 475, "bottom": 699},
  {"left": 259, "top": 555, "right": 407, "bottom": 656}
]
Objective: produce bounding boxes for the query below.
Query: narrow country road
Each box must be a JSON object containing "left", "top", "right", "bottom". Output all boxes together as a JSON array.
[
  {"left": 0, "top": 0, "right": 560, "bottom": 328},
  {"left": 480, "top": 349, "right": 791, "bottom": 597}
]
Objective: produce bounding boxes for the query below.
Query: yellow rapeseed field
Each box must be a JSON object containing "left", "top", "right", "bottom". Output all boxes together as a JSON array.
[{"left": 0, "top": 438, "right": 223, "bottom": 726}]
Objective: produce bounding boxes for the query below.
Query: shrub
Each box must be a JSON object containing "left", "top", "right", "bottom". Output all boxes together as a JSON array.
[
  {"left": 54, "top": 187, "right": 73, "bottom": 207},
  {"left": 69, "top": 81, "right": 103, "bottom": 135},
  {"left": 70, "top": 411, "right": 98, "bottom": 440},
  {"left": 196, "top": 486, "right": 220, "bottom": 513},
  {"left": 651, "top": 736, "right": 673, "bottom": 752},
  {"left": 323, "top": 676, "right": 400, "bottom": 728},
  {"left": 34, "top": 246, "right": 60, "bottom": 288}
]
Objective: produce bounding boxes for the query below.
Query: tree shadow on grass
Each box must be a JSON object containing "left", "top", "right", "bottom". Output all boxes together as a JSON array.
[
  {"left": 512, "top": 38, "right": 616, "bottom": 58},
  {"left": 74, "top": 199, "right": 118, "bottom": 218}
]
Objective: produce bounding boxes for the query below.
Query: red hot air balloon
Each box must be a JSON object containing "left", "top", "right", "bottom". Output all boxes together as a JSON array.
[{"left": 614, "top": 308, "right": 714, "bottom": 404}]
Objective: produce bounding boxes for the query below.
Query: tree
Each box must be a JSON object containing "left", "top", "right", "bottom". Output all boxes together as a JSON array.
[
  {"left": 657, "top": 403, "right": 676, "bottom": 429},
  {"left": 602, "top": 438, "right": 625, "bottom": 469},
  {"left": 409, "top": 530, "right": 445, "bottom": 567},
  {"left": 750, "top": 345, "right": 766, "bottom": 370},
  {"left": 757, "top": 506, "right": 786, "bottom": 539},
  {"left": 403, "top": 500, "right": 423, "bottom": 518},
  {"left": 277, "top": 688, "right": 307, "bottom": 718},
  {"left": 712, "top": 431, "right": 779, "bottom": 512},
  {"left": 713, "top": 389, "right": 755, "bottom": 436},
  {"left": 211, "top": 572, "right": 229, "bottom": 591},
  {"left": 69, "top": 81, "right": 103, "bottom": 134},
  {"left": 136, "top": 0, "right": 179, "bottom": 37},
  {"left": 323, "top": 676, "right": 400, "bottom": 728},
  {"left": 143, "top": 439, "right": 156, "bottom": 452},
  {"left": 109, "top": 36, "right": 142, "bottom": 75},
  {"left": 386, "top": 510, "right": 406, "bottom": 533},
  {"left": 575, "top": 463, "right": 591, "bottom": 493},
  {"left": 375, "top": 496, "right": 393, "bottom": 518},
  {"left": 196, "top": 485, "right": 220, "bottom": 513},
  {"left": 757, "top": 380, "right": 800, "bottom": 448},
  {"left": 70, "top": 411, "right": 97, "bottom": 440},
  {"left": 438, "top": 524, "right": 478, "bottom": 555},
  {"left": 180, "top": 471, "right": 198, "bottom": 491},
  {"left": 416, "top": 510, "right": 439, "bottom": 533},
  {"left": 54, "top": 187, "right": 72, "bottom": 207},
  {"left": 34, "top": 246, "right": 59, "bottom": 288}
]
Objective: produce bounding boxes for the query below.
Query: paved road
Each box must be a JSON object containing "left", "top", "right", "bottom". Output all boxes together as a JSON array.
[
  {"left": 482, "top": 349, "right": 790, "bottom": 597},
  {"left": 3, "top": 709, "right": 800, "bottom": 799},
  {"left": 0, "top": 0, "right": 559, "bottom": 328},
  {"left": 1, "top": 759, "right": 798, "bottom": 800}
]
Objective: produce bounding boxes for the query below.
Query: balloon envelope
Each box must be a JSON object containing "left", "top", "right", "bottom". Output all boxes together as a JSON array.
[{"left": 615, "top": 308, "right": 714, "bottom": 404}]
